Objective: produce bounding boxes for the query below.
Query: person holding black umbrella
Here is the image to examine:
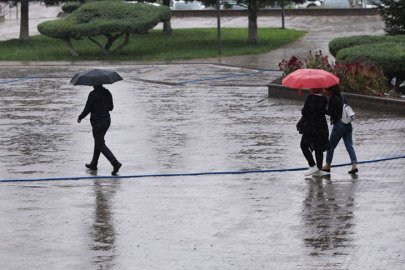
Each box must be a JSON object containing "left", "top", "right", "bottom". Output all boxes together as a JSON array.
[
  {"left": 72, "top": 69, "right": 123, "bottom": 175},
  {"left": 78, "top": 85, "right": 122, "bottom": 175}
]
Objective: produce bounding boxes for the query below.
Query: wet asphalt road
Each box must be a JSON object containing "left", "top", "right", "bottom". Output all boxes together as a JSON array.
[{"left": 1, "top": 65, "right": 405, "bottom": 269}]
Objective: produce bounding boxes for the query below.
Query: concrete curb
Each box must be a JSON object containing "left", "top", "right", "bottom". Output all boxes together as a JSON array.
[
  {"left": 56, "top": 8, "right": 378, "bottom": 19},
  {"left": 267, "top": 83, "right": 405, "bottom": 116},
  {"left": 172, "top": 8, "right": 378, "bottom": 17}
]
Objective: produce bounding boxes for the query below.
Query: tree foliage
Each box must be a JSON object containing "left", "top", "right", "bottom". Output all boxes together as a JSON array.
[
  {"left": 375, "top": 0, "right": 405, "bottom": 35},
  {"left": 38, "top": 1, "right": 171, "bottom": 56}
]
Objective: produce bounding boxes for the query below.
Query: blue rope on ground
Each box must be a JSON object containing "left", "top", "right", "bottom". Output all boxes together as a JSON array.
[
  {"left": 0, "top": 75, "right": 39, "bottom": 85},
  {"left": 177, "top": 69, "right": 274, "bottom": 84},
  {"left": 1, "top": 155, "right": 405, "bottom": 183}
]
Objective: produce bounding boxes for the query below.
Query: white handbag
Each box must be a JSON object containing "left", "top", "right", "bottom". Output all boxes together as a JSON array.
[{"left": 340, "top": 94, "right": 355, "bottom": 124}]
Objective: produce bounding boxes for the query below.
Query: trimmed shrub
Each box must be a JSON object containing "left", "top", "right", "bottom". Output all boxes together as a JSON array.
[
  {"left": 62, "top": 2, "right": 82, "bottom": 13},
  {"left": 38, "top": 1, "right": 171, "bottom": 56},
  {"left": 336, "top": 42, "right": 405, "bottom": 85},
  {"left": 329, "top": 35, "right": 405, "bottom": 57}
]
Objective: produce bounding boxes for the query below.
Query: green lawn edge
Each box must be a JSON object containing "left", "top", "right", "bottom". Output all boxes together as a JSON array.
[{"left": 0, "top": 28, "right": 306, "bottom": 61}]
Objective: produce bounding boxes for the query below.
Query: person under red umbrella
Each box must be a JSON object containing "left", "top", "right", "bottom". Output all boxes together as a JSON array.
[
  {"left": 282, "top": 69, "right": 337, "bottom": 176},
  {"left": 300, "top": 88, "right": 330, "bottom": 176}
]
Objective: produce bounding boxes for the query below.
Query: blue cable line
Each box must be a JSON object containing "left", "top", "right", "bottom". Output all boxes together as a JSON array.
[
  {"left": 177, "top": 69, "right": 274, "bottom": 84},
  {"left": 0, "top": 75, "right": 39, "bottom": 85},
  {"left": 1, "top": 155, "right": 405, "bottom": 183}
]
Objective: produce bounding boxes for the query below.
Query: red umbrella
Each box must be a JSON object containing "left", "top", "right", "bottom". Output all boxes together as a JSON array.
[{"left": 282, "top": 69, "right": 339, "bottom": 95}]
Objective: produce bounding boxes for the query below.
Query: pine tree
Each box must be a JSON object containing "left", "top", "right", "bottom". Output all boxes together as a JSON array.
[{"left": 375, "top": 0, "right": 405, "bottom": 35}]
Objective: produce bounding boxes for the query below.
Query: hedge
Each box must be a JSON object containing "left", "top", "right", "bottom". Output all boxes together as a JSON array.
[
  {"left": 329, "top": 35, "right": 405, "bottom": 57},
  {"left": 62, "top": 2, "right": 82, "bottom": 13},
  {"left": 336, "top": 42, "right": 405, "bottom": 83}
]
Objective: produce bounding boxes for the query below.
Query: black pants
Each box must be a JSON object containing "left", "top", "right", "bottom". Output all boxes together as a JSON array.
[
  {"left": 90, "top": 119, "right": 117, "bottom": 165},
  {"left": 301, "top": 135, "right": 323, "bottom": 170}
]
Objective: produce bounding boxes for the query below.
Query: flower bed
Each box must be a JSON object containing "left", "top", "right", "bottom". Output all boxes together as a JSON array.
[{"left": 278, "top": 50, "right": 389, "bottom": 96}]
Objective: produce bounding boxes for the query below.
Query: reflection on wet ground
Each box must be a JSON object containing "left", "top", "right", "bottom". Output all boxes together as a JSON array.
[{"left": 1, "top": 65, "right": 405, "bottom": 269}]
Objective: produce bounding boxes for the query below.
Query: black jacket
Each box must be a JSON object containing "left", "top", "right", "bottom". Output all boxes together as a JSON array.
[
  {"left": 79, "top": 87, "right": 113, "bottom": 125},
  {"left": 301, "top": 94, "right": 329, "bottom": 151},
  {"left": 327, "top": 93, "right": 345, "bottom": 125}
]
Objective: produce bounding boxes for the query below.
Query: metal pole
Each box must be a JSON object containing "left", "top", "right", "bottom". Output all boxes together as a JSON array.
[
  {"left": 216, "top": 0, "right": 222, "bottom": 55},
  {"left": 16, "top": 3, "right": 18, "bottom": 20}
]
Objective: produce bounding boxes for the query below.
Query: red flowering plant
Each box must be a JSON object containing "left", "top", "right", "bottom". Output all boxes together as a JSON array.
[
  {"left": 279, "top": 51, "right": 388, "bottom": 96},
  {"left": 333, "top": 58, "right": 387, "bottom": 95},
  {"left": 304, "top": 50, "right": 333, "bottom": 72},
  {"left": 278, "top": 55, "right": 303, "bottom": 76}
]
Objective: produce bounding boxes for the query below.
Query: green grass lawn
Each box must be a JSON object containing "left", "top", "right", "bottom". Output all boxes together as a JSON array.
[{"left": 0, "top": 28, "right": 306, "bottom": 61}]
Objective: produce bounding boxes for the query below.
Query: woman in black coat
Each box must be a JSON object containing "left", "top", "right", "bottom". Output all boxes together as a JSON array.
[{"left": 300, "top": 88, "right": 329, "bottom": 176}]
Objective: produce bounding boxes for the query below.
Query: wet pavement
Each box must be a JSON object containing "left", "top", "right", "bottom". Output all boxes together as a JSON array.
[
  {"left": 1, "top": 64, "right": 405, "bottom": 269},
  {"left": 1, "top": 4, "right": 404, "bottom": 270}
]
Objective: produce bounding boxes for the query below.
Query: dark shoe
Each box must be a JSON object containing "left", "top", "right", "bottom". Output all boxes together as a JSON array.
[
  {"left": 85, "top": 163, "right": 97, "bottom": 170},
  {"left": 348, "top": 168, "right": 358, "bottom": 174},
  {"left": 112, "top": 161, "right": 122, "bottom": 175},
  {"left": 322, "top": 169, "right": 331, "bottom": 173}
]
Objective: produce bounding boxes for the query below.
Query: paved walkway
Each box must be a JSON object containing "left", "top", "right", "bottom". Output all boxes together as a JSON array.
[
  {"left": 1, "top": 64, "right": 405, "bottom": 270},
  {"left": 1, "top": 4, "right": 405, "bottom": 270}
]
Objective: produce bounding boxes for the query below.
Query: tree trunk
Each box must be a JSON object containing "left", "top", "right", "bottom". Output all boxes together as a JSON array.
[
  {"left": 113, "top": 33, "right": 130, "bottom": 55},
  {"left": 162, "top": 0, "right": 173, "bottom": 35},
  {"left": 163, "top": 20, "right": 173, "bottom": 36},
  {"left": 104, "top": 33, "right": 123, "bottom": 51},
  {"left": 247, "top": 0, "right": 258, "bottom": 45},
  {"left": 87, "top": 36, "right": 110, "bottom": 55},
  {"left": 19, "top": 0, "right": 30, "bottom": 41},
  {"left": 63, "top": 38, "right": 78, "bottom": 57}
]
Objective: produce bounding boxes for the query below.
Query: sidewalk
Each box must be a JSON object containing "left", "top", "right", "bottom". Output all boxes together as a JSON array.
[{"left": 1, "top": 63, "right": 405, "bottom": 270}]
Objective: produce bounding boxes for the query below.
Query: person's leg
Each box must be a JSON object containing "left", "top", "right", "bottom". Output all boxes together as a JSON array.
[
  {"left": 315, "top": 150, "right": 324, "bottom": 170},
  {"left": 301, "top": 136, "right": 316, "bottom": 167},
  {"left": 342, "top": 124, "right": 358, "bottom": 171},
  {"left": 90, "top": 144, "right": 101, "bottom": 165},
  {"left": 93, "top": 121, "right": 118, "bottom": 164},
  {"left": 323, "top": 123, "right": 343, "bottom": 170}
]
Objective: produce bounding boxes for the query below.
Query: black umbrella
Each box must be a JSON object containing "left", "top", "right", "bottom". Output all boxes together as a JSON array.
[{"left": 70, "top": 69, "right": 123, "bottom": 86}]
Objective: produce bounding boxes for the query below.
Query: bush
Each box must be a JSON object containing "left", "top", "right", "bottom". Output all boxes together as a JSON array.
[
  {"left": 62, "top": 2, "right": 83, "bottom": 13},
  {"left": 304, "top": 50, "right": 333, "bottom": 71},
  {"left": 278, "top": 55, "right": 303, "bottom": 76},
  {"left": 329, "top": 35, "right": 405, "bottom": 57},
  {"left": 336, "top": 42, "right": 405, "bottom": 86},
  {"left": 38, "top": 1, "right": 171, "bottom": 56},
  {"left": 279, "top": 51, "right": 388, "bottom": 96},
  {"left": 334, "top": 60, "right": 388, "bottom": 95},
  {"left": 278, "top": 50, "right": 331, "bottom": 76}
]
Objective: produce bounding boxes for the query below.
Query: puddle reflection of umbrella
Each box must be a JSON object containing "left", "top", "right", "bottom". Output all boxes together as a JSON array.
[
  {"left": 70, "top": 69, "right": 123, "bottom": 86},
  {"left": 282, "top": 69, "right": 339, "bottom": 95}
]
